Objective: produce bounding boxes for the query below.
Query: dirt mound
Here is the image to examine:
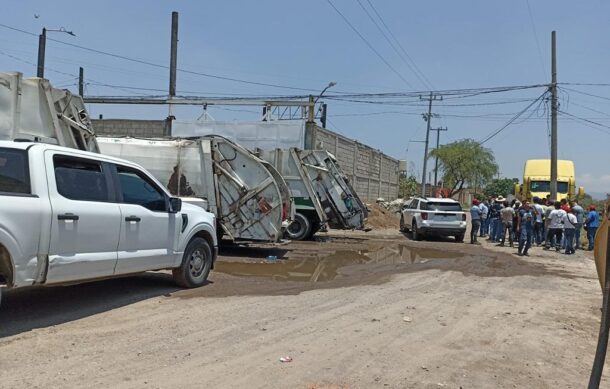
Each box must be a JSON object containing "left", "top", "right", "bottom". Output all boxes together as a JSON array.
[{"left": 366, "top": 203, "right": 400, "bottom": 229}]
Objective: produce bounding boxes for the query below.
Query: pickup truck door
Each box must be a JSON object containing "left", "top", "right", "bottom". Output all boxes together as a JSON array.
[
  {"left": 112, "top": 164, "right": 179, "bottom": 274},
  {"left": 45, "top": 152, "right": 121, "bottom": 284}
]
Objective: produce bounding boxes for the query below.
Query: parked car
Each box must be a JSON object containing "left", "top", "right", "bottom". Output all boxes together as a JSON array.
[
  {"left": 0, "top": 141, "right": 218, "bottom": 305},
  {"left": 399, "top": 197, "right": 466, "bottom": 242}
]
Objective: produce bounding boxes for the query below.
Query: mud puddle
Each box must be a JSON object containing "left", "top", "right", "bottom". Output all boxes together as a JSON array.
[{"left": 214, "top": 244, "right": 463, "bottom": 283}]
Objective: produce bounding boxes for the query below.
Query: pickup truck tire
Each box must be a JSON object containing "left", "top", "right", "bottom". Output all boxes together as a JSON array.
[
  {"left": 173, "top": 237, "right": 212, "bottom": 288},
  {"left": 286, "top": 213, "right": 312, "bottom": 241}
]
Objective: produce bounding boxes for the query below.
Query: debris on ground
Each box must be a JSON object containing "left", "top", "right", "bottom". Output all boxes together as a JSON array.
[
  {"left": 403, "top": 316, "right": 412, "bottom": 323},
  {"left": 365, "top": 203, "right": 401, "bottom": 229},
  {"left": 279, "top": 356, "right": 293, "bottom": 363}
]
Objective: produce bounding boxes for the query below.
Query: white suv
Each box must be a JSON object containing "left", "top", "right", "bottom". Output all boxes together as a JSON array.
[{"left": 400, "top": 197, "right": 467, "bottom": 242}]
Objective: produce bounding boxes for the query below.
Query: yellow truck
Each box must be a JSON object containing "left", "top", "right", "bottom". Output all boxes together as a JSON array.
[{"left": 514, "top": 159, "right": 584, "bottom": 202}]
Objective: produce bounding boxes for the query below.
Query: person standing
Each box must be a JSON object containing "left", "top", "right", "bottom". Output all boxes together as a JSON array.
[
  {"left": 571, "top": 200, "right": 584, "bottom": 251},
  {"left": 532, "top": 197, "right": 545, "bottom": 246},
  {"left": 586, "top": 205, "right": 600, "bottom": 250},
  {"left": 488, "top": 198, "right": 502, "bottom": 242},
  {"left": 545, "top": 201, "right": 567, "bottom": 252},
  {"left": 544, "top": 199, "right": 554, "bottom": 246},
  {"left": 479, "top": 200, "right": 489, "bottom": 237},
  {"left": 499, "top": 200, "right": 515, "bottom": 247},
  {"left": 517, "top": 201, "right": 535, "bottom": 256},
  {"left": 563, "top": 209, "right": 578, "bottom": 255},
  {"left": 470, "top": 199, "right": 482, "bottom": 244}
]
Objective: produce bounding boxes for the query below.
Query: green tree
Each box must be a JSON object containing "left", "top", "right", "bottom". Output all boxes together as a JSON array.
[
  {"left": 483, "top": 178, "right": 519, "bottom": 198},
  {"left": 429, "top": 139, "right": 498, "bottom": 197},
  {"left": 399, "top": 174, "right": 418, "bottom": 198}
]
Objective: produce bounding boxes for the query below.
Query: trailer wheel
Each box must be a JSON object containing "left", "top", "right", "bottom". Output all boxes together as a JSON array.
[
  {"left": 286, "top": 213, "right": 312, "bottom": 241},
  {"left": 173, "top": 237, "right": 212, "bottom": 288}
]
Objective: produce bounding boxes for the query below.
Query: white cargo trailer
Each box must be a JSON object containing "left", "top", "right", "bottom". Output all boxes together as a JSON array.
[
  {"left": 260, "top": 148, "right": 368, "bottom": 240},
  {"left": 0, "top": 72, "right": 98, "bottom": 151},
  {"left": 97, "top": 136, "right": 293, "bottom": 243}
]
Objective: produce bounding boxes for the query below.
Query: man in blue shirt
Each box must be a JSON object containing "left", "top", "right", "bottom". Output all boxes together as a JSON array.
[
  {"left": 517, "top": 201, "right": 535, "bottom": 256},
  {"left": 479, "top": 200, "right": 489, "bottom": 237},
  {"left": 470, "top": 199, "right": 482, "bottom": 244},
  {"left": 586, "top": 205, "right": 600, "bottom": 250}
]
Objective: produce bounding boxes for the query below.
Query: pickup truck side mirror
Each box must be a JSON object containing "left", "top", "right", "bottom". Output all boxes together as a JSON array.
[{"left": 169, "top": 197, "right": 182, "bottom": 213}]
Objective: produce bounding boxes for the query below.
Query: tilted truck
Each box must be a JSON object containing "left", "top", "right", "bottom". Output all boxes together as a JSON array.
[
  {"left": 259, "top": 148, "right": 368, "bottom": 240},
  {"left": 97, "top": 136, "right": 294, "bottom": 243},
  {"left": 0, "top": 140, "right": 219, "bottom": 305},
  {"left": 0, "top": 72, "right": 98, "bottom": 152},
  {"left": 514, "top": 159, "right": 584, "bottom": 202}
]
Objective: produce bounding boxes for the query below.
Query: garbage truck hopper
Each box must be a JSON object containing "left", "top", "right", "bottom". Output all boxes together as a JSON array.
[
  {"left": 260, "top": 148, "right": 368, "bottom": 238},
  {"left": 0, "top": 72, "right": 98, "bottom": 151},
  {"left": 97, "top": 136, "right": 292, "bottom": 243}
]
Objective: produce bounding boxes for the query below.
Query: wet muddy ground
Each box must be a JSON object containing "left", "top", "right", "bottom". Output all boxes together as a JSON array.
[{"left": 0, "top": 228, "right": 606, "bottom": 388}]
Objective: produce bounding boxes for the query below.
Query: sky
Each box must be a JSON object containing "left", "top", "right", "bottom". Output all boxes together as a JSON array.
[{"left": 1, "top": 0, "right": 609, "bottom": 196}]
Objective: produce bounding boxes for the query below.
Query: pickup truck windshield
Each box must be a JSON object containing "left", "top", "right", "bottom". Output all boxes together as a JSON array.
[
  {"left": 0, "top": 148, "right": 30, "bottom": 194},
  {"left": 530, "top": 181, "right": 569, "bottom": 193},
  {"left": 423, "top": 202, "right": 462, "bottom": 212}
]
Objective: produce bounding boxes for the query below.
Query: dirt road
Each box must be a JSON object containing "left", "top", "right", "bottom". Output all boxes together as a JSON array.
[{"left": 0, "top": 229, "right": 607, "bottom": 388}]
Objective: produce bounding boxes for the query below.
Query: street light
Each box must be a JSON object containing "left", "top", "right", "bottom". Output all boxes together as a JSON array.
[
  {"left": 37, "top": 27, "right": 76, "bottom": 78},
  {"left": 314, "top": 81, "right": 337, "bottom": 104}
]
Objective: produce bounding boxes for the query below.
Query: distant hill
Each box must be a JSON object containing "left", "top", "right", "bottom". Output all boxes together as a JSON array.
[{"left": 589, "top": 191, "right": 608, "bottom": 201}]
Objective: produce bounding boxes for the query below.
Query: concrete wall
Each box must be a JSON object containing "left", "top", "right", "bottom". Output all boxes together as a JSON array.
[
  {"left": 92, "top": 119, "right": 167, "bottom": 137},
  {"left": 305, "top": 123, "right": 399, "bottom": 201},
  {"left": 92, "top": 119, "right": 400, "bottom": 201}
]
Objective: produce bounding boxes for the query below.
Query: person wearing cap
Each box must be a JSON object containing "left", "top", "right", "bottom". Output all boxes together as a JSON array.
[
  {"left": 470, "top": 199, "right": 482, "bottom": 244},
  {"left": 585, "top": 204, "right": 600, "bottom": 250}
]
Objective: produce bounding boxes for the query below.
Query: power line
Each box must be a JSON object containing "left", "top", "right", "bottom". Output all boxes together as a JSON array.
[
  {"left": 525, "top": 0, "right": 547, "bottom": 78},
  {"left": 479, "top": 90, "right": 548, "bottom": 144},
  {"left": 355, "top": 0, "right": 431, "bottom": 90},
  {"left": 324, "top": 0, "right": 415, "bottom": 89},
  {"left": 558, "top": 110, "right": 610, "bottom": 135},
  {"left": 365, "top": 0, "right": 434, "bottom": 90},
  {"left": 0, "top": 22, "right": 338, "bottom": 93}
]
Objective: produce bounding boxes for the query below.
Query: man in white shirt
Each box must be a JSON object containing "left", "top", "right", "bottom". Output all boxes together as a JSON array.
[
  {"left": 532, "top": 197, "right": 545, "bottom": 246},
  {"left": 563, "top": 209, "right": 578, "bottom": 255},
  {"left": 544, "top": 201, "right": 567, "bottom": 252}
]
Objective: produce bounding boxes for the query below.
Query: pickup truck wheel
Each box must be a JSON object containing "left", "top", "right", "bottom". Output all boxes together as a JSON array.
[
  {"left": 286, "top": 213, "right": 312, "bottom": 241},
  {"left": 173, "top": 237, "right": 212, "bottom": 288}
]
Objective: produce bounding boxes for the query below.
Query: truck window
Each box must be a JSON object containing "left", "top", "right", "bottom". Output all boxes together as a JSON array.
[
  {"left": 530, "top": 181, "right": 569, "bottom": 193},
  {"left": 116, "top": 166, "right": 167, "bottom": 212},
  {"left": 53, "top": 155, "right": 110, "bottom": 202},
  {"left": 0, "top": 148, "right": 30, "bottom": 195},
  {"left": 423, "top": 202, "right": 462, "bottom": 212}
]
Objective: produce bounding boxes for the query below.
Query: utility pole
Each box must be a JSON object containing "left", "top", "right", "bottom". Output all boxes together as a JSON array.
[
  {"left": 78, "top": 67, "right": 84, "bottom": 97},
  {"left": 420, "top": 92, "right": 442, "bottom": 197},
  {"left": 550, "top": 30, "right": 558, "bottom": 200},
  {"left": 321, "top": 103, "right": 328, "bottom": 128},
  {"left": 431, "top": 127, "right": 448, "bottom": 186},
  {"left": 168, "top": 11, "right": 179, "bottom": 121},
  {"left": 37, "top": 28, "right": 46, "bottom": 78}
]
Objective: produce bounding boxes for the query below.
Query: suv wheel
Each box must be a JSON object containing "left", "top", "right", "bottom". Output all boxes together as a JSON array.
[
  {"left": 412, "top": 221, "right": 422, "bottom": 241},
  {"left": 455, "top": 233, "right": 465, "bottom": 243},
  {"left": 399, "top": 215, "right": 405, "bottom": 232}
]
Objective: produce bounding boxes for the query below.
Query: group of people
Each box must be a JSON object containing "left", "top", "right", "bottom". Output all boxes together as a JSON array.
[{"left": 469, "top": 196, "right": 601, "bottom": 257}]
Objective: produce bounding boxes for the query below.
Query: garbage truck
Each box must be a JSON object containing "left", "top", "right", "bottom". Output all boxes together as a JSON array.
[
  {"left": 258, "top": 148, "right": 368, "bottom": 240},
  {"left": 97, "top": 136, "right": 294, "bottom": 243},
  {"left": 0, "top": 72, "right": 98, "bottom": 151}
]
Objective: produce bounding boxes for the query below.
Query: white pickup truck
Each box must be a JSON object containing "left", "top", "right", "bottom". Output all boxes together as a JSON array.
[{"left": 0, "top": 140, "right": 218, "bottom": 304}]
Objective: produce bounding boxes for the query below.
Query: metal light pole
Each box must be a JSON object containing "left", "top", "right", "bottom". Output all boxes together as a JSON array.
[
  {"left": 309, "top": 82, "right": 336, "bottom": 123},
  {"left": 37, "top": 27, "right": 76, "bottom": 78}
]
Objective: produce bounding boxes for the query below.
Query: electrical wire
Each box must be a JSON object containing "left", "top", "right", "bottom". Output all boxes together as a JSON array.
[
  {"left": 365, "top": 0, "right": 434, "bottom": 90},
  {"left": 355, "top": 0, "right": 431, "bottom": 90},
  {"left": 558, "top": 110, "right": 610, "bottom": 136},
  {"left": 525, "top": 0, "right": 547, "bottom": 78},
  {"left": 478, "top": 90, "right": 549, "bottom": 144},
  {"left": 324, "top": 0, "right": 415, "bottom": 89}
]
